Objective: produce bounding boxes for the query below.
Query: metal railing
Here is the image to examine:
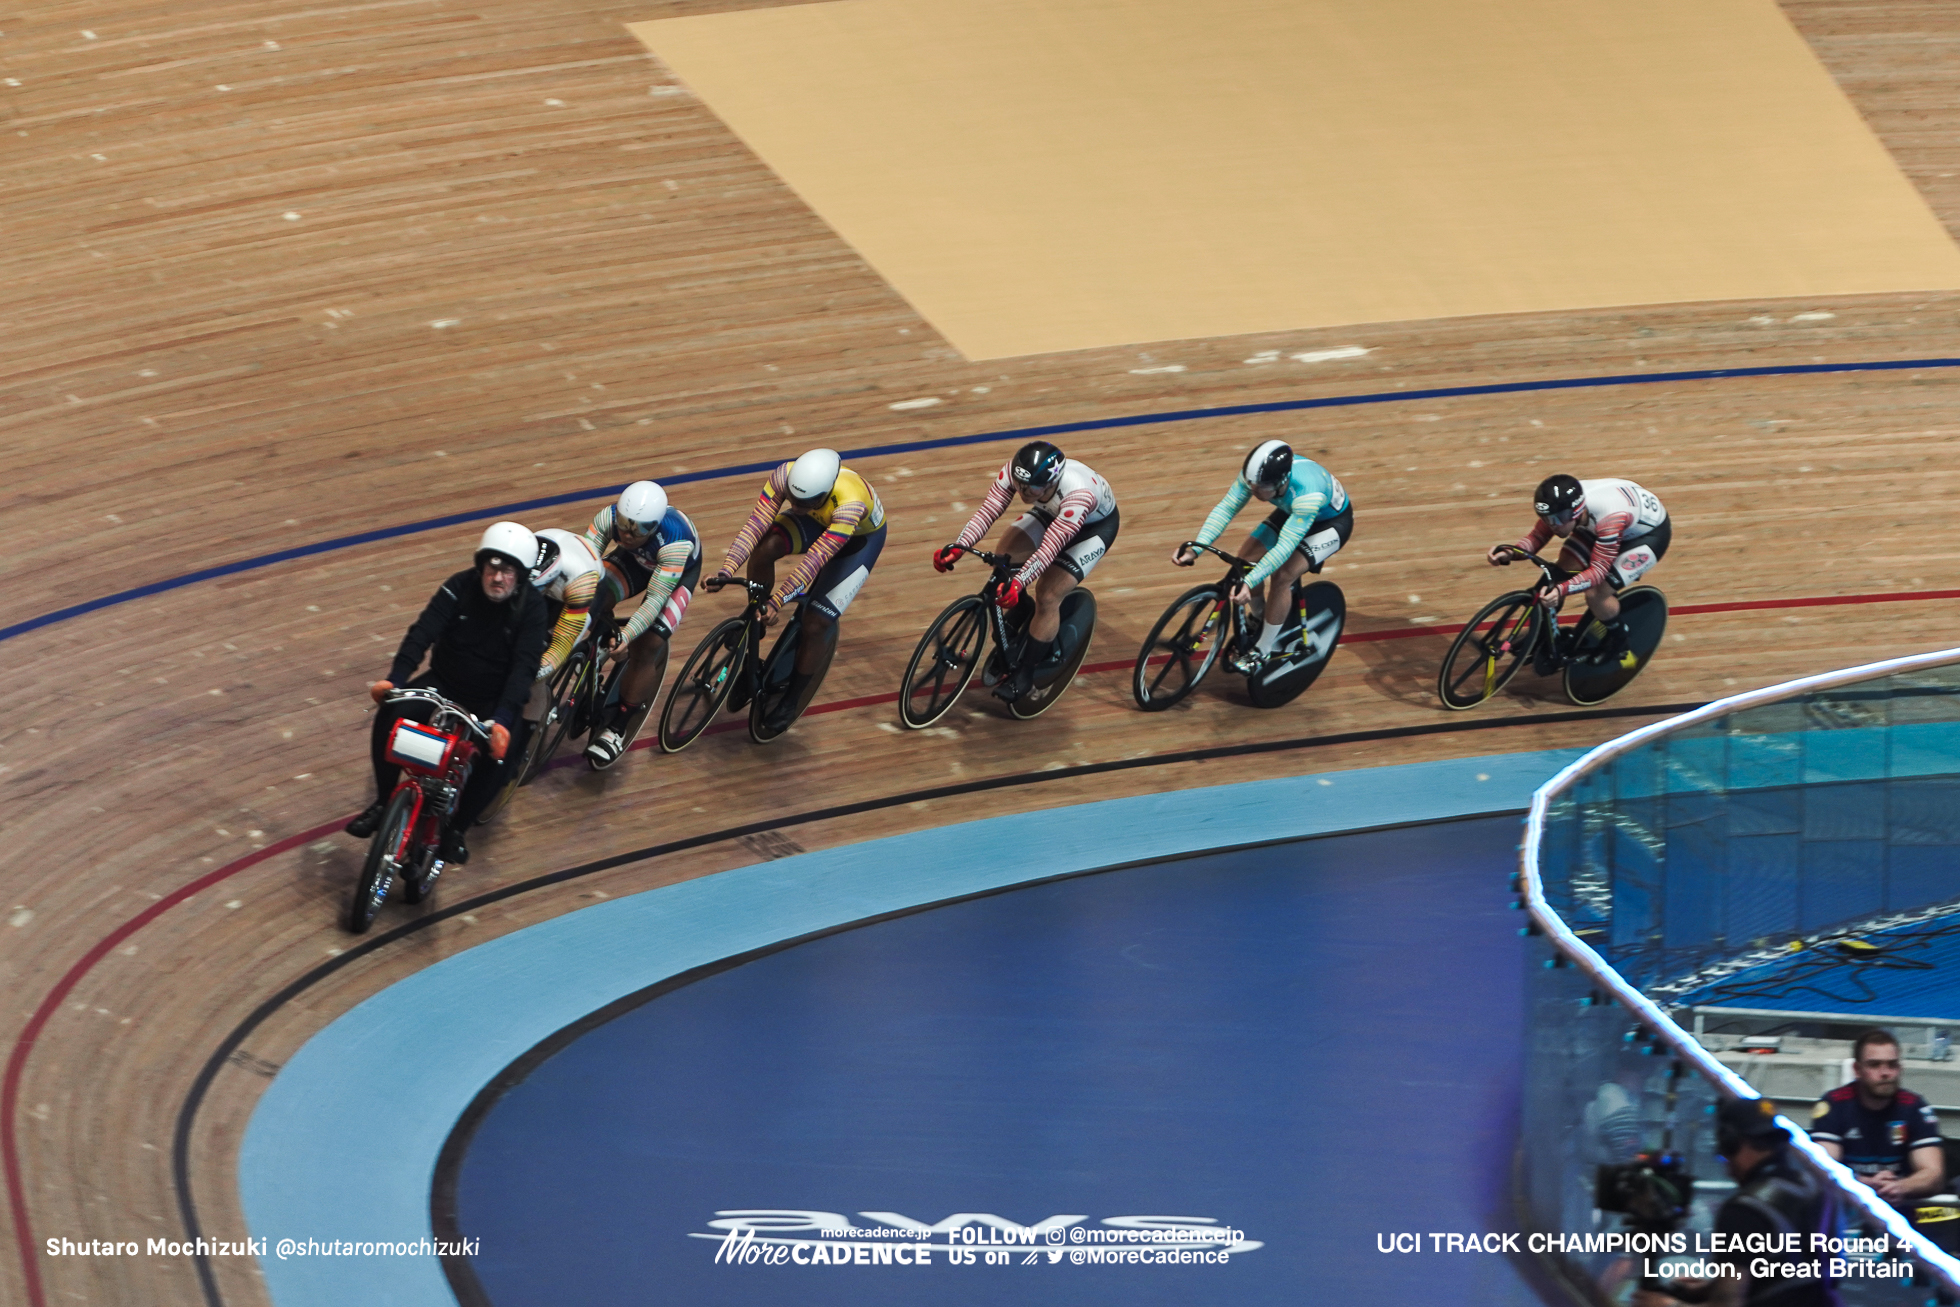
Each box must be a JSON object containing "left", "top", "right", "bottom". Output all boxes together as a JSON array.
[{"left": 1519, "top": 648, "right": 1960, "bottom": 1302}]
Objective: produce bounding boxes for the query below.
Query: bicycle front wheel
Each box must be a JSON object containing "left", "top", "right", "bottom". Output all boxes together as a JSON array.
[
  {"left": 899, "top": 595, "right": 987, "bottom": 729},
  {"left": 1132, "top": 584, "right": 1228, "bottom": 711},
  {"left": 659, "top": 617, "right": 749, "bottom": 753},
  {"left": 347, "top": 788, "right": 416, "bottom": 933},
  {"left": 1436, "top": 591, "right": 1541, "bottom": 711}
]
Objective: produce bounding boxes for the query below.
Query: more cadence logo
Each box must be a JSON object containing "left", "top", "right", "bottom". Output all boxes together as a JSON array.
[{"left": 694, "top": 1210, "right": 1262, "bottom": 1270}]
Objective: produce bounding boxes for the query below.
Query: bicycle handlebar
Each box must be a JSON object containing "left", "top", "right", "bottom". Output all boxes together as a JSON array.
[
  {"left": 705, "top": 574, "right": 773, "bottom": 605},
  {"left": 946, "top": 543, "right": 1016, "bottom": 571},
  {"left": 1178, "top": 540, "right": 1254, "bottom": 572},
  {"left": 380, "top": 687, "right": 492, "bottom": 741}
]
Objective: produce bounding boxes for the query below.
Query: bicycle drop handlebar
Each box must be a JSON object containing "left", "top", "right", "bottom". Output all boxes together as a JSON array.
[
  {"left": 704, "top": 574, "right": 774, "bottom": 606},
  {"left": 1176, "top": 540, "right": 1254, "bottom": 574},
  {"left": 1491, "top": 544, "right": 1562, "bottom": 593}
]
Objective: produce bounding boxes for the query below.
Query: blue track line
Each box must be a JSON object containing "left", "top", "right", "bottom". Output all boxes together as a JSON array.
[{"left": 8, "top": 355, "right": 1957, "bottom": 646}]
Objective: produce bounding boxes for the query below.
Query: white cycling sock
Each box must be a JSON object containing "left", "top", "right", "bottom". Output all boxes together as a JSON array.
[{"left": 1257, "top": 619, "right": 1284, "bottom": 654}]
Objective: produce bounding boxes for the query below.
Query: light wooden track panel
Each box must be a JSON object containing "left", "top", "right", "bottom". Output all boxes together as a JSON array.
[{"left": 3, "top": 1, "right": 1960, "bottom": 1304}]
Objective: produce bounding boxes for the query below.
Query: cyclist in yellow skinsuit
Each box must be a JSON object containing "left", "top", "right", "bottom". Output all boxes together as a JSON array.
[{"left": 707, "top": 448, "right": 888, "bottom": 731}]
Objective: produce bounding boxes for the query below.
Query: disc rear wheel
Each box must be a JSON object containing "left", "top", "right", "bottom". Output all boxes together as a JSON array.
[
  {"left": 589, "top": 642, "right": 668, "bottom": 769},
  {"left": 1010, "top": 591, "right": 1097, "bottom": 720},
  {"left": 750, "top": 615, "right": 835, "bottom": 743}
]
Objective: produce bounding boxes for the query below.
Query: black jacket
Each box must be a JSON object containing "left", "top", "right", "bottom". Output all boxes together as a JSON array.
[{"left": 387, "top": 569, "right": 549, "bottom": 729}]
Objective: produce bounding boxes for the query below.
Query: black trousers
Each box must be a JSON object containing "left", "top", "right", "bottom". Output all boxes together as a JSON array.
[{"left": 367, "top": 677, "right": 528, "bottom": 830}]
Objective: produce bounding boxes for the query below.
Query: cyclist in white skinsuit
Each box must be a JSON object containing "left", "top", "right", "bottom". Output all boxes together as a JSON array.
[
  {"left": 1489, "top": 474, "right": 1670, "bottom": 666},
  {"left": 936, "top": 440, "right": 1120, "bottom": 701},
  {"left": 524, "top": 527, "right": 605, "bottom": 720}
]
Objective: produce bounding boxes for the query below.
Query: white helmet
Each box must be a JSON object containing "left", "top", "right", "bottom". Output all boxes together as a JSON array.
[
  {"left": 787, "top": 448, "right": 842, "bottom": 505},
  {"left": 616, "top": 480, "right": 668, "bottom": 532},
  {"left": 475, "top": 521, "right": 538, "bottom": 571}
]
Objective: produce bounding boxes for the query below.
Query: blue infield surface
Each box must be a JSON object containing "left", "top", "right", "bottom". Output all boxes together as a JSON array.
[{"left": 449, "top": 816, "right": 1543, "bottom": 1306}]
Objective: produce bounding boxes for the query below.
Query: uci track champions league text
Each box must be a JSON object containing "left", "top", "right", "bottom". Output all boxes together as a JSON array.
[
  {"left": 697, "top": 1211, "right": 1260, "bottom": 1270},
  {"left": 1376, "top": 1229, "right": 1912, "bottom": 1284}
]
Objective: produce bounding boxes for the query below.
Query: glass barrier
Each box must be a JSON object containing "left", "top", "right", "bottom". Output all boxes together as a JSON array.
[{"left": 1521, "top": 653, "right": 1960, "bottom": 1304}]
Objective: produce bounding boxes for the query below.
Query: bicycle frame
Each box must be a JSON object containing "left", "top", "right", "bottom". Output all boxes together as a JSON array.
[
  {"left": 1179, "top": 540, "right": 1256, "bottom": 657},
  {"left": 946, "top": 545, "right": 1029, "bottom": 657}
]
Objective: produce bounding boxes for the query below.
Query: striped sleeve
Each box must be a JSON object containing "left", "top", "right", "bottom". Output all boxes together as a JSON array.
[
  {"left": 538, "top": 569, "right": 598, "bottom": 679},
  {"left": 1015, "top": 488, "right": 1099, "bottom": 586},
  {"left": 1510, "top": 518, "right": 1554, "bottom": 558},
  {"left": 1245, "top": 494, "right": 1323, "bottom": 587},
  {"left": 583, "top": 506, "right": 614, "bottom": 558},
  {"left": 1193, "top": 479, "right": 1251, "bottom": 548},
  {"left": 719, "top": 465, "right": 791, "bottom": 574},
  {"left": 618, "top": 538, "right": 697, "bottom": 644},
  {"left": 954, "top": 471, "right": 1015, "bottom": 551},
  {"left": 1560, "top": 512, "right": 1630, "bottom": 596},
  {"left": 775, "top": 501, "right": 865, "bottom": 604}
]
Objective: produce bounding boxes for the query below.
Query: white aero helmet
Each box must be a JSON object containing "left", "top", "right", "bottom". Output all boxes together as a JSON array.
[
  {"left": 786, "top": 448, "right": 842, "bottom": 505},
  {"left": 616, "top": 480, "right": 668, "bottom": 533},
  {"left": 475, "top": 521, "right": 539, "bottom": 571}
]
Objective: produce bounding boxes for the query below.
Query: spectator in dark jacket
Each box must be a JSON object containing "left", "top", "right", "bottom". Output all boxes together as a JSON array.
[{"left": 345, "top": 522, "right": 549, "bottom": 863}]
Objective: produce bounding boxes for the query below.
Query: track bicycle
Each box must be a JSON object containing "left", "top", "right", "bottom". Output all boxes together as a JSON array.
[
  {"left": 477, "top": 609, "right": 668, "bottom": 823},
  {"left": 349, "top": 687, "right": 490, "bottom": 932},
  {"left": 659, "top": 578, "right": 837, "bottom": 750},
  {"left": 1131, "top": 541, "right": 1344, "bottom": 711},
  {"left": 898, "top": 545, "right": 1098, "bottom": 727},
  {"left": 1435, "top": 544, "right": 1668, "bottom": 710}
]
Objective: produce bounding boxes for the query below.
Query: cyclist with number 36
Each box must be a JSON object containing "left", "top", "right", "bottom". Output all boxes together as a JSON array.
[
  {"left": 1490, "top": 474, "right": 1670, "bottom": 670},
  {"left": 1172, "top": 440, "right": 1353, "bottom": 672}
]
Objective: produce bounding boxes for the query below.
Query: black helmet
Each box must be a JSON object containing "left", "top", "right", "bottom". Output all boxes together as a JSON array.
[
  {"left": 1534, "top": 474, "right": 1585, "bottom": 524},
  {"left": 1243, "top": 439, "right": 1293, "bottom": 488},
  {"left": 529, "top": 533, "right": 562, "bottom": 586},
  {"left": 1011, "top": 441, "right": 1066, "bottom": 490}
]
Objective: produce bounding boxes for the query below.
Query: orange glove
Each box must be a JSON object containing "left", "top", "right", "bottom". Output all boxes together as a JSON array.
[
  {"left": 369, "top": 680, "right": 394, "bottom": 704},
  {"left": 489, "top": 723, "right": 511, "bottom": 760}
]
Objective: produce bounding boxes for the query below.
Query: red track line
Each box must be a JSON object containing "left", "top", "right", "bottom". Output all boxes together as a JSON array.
[
  {"left": 3, "top": 819, "right": 345, "bottom": 1307},
  {"left": 8, "top": 580, "right": 1959, "bottom": 1302}
]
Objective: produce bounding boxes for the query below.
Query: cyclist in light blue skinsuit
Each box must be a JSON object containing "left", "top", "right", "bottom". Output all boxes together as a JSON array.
[{"left": 1171, "top": 440, "right": 1355, "bottom": 670}]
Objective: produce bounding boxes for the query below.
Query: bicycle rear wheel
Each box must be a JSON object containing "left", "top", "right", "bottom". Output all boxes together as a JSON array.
[
  {"left": 899, "top": 595, "right": 987, "bottom": 729},
  {"left": 659, "top": 617, "right": 748, "bottom": 753},
  {"left": 750, "top": 614, "right": 835, "bottom": 743},
  {"left": 1563, "top": 587, "right": 1668, "bottom": 706},
  {"left": 347, "top": 788, "right": 416, "bottom": 933},
  {"left": 1436, "top": 591, "right": 1541, "bottom": 711},
  {"left": 1132, "top": 584, "right": 1227, "bottom": 711},
  {"left": 1246, "top": 581, "right": 1345, "bottom": 709},
  {"left": 1010, "top": 591, "right": 1096, "bottom": 720},
  {"left": 589, "top": 642, "right": 668, "bottom": 770}
]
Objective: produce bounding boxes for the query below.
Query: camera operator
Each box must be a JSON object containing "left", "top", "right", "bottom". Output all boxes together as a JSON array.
[
  {"left": 344, "top": 522, "right": 550, "bottom": 865},
  {"left": 1637, "top": 1098, "right": 1840, "bottom": 1307}
]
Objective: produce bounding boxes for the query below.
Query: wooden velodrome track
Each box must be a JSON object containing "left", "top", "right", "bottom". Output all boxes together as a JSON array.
[{"left": 7, "top": 0, "right": 1960, "bottom": 1302}]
